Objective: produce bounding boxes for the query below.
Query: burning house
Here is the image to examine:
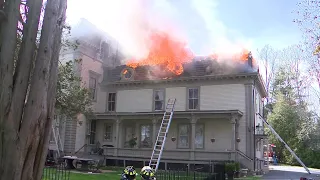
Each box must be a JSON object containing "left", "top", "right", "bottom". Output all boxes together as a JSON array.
[
  {"left": 50, "top": 18, "right": 268, "bottom": 173},
  {"left": 90, "top": 52, "right": 267, "bottom": 172}
]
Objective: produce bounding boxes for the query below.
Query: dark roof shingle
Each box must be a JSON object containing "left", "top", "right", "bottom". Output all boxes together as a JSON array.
[{"left": 102, "top": 57, "right": 256, "bottom": 83}]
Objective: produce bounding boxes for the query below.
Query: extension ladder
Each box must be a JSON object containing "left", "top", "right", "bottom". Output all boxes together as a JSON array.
[
  {"left": 257, "top": 113, "right": 311, "bottom": 174},
  {"left": 149, "top": 98, "right": 176, "bottom": 172},
  {"left": 52, "top": 118, "right": 64, "bottom": 158}
]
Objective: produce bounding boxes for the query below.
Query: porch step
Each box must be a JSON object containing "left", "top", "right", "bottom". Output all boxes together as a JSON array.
[{"left": 149, "top": 98, "right": 176, "bottom": 172}]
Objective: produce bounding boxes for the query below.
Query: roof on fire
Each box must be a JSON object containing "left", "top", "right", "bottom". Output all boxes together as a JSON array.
[
  {"left": 101, "top": 57, "right": 267, "bottom": 97},
  {"left": 103, "top": 57, "right": 255, "bottom": 81}
]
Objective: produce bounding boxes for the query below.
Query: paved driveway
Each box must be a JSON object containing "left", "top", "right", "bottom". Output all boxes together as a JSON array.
[{"left": 263, "top": 165, "right": 320, "bottom": 180}]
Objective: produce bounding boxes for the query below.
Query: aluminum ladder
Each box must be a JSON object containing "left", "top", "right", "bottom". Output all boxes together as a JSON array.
[
  {"left": 52, "top": 119, "right": 64, "bottom": 158},
  {"left": 257, "top": 113, "right": 311, "bottom": 174},
  {"left": 149, "top": 98, "right": 176, "bottom": 172}
]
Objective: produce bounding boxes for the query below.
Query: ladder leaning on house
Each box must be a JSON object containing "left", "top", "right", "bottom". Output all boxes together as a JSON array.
[
  {"left": 149, "top": 98, "right": 176, "bottom": 172},
  {"left": 52, "top": 123, "right": 64, "bottom": 158},
  {"left": 257, "top": 113, "right": 311, "bottom": 174}
]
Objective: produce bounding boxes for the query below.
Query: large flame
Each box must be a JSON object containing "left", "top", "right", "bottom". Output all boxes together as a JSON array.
[
  {"left": 126, "top": 31, "right": 194, "bottom": 75},
  {"left": 125, "top": 31, "right": 256, "bottom": 77}
]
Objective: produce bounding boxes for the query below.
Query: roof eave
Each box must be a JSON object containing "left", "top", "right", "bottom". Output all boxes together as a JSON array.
[{"left": 101, "top": 72, "right": 261, "bottom": 86}]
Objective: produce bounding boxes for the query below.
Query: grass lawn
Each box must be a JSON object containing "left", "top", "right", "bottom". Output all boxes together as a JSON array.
[{"left": 68, "top": 172, "right": 120, "bottom": 180}]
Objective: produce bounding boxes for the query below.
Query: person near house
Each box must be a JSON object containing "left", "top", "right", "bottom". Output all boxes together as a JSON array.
[
  {"left": 273, "top": 153, "right": 278, "bottom": 165},
  {"left": 120, "top": 166, "right": 137, "bottom": 180},
  {"left": 140, "top": 166, "right": 156, "bottom": 180}
]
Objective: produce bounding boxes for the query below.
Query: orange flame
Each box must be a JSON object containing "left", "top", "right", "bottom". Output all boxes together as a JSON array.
[
  {"left": 126, "top": 31, "right": 257, "bottom": 76},
  {"left": 126, "top": 31, "right": 194, "bottom": 75}
]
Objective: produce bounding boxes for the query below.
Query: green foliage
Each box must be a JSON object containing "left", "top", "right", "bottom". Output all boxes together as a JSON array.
[
  {"left": 55, "top": 59, "right": 92, "bottom": 117},
  {"left": 53, "top": 24, "right": 92, "bottom": 118},
  {"left": 266, "top": 65, "right": 320, "bottom": 168},
  {"left": 267, "top": 93, "right": 300, "bottom": 163},
  {"left": 224, "top": 162, "right": 237, "bottom": 173}
]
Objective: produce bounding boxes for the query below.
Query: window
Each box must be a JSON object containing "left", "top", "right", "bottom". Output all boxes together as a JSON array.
[
  {"left": 89, "top": 77, "right": 97, "bottom": 100},
  {"left": 195, "top": 124, "right": 204, "bottom": 149},
  {"left": 154, "top": 90, "right": 164, "bottom": 111},
  {"left": 256, "top": 141, "right": 261, "bottom": 151},
  {"left": 178, "top": 124, "right": 190, "bottom": 148},
  {"left": 255, "top": 93, "right": 260, "bottom": 114},
  {"left": 99, "top": 41, "right": 110, "bottom": 60},
  {"left": 140, "top": 125, "right": 152, "bottom": 148},
  {"left": 89, "top": 120, "right": 97, "bottom": 145},
  {"left": 108, "top": 93, "right": 116, "bottom": 111},
  {"left": 260, "top": 99, "right": 263, "bottom": 115},
  {"left": 188, "top": 88, "right": 199, "bottom": 110},
  {"left": 124, "top": 126, "right": 135, "bottom": 148},
  {"left": 104, "top": 123, "right": 113, "bottom": 142}
]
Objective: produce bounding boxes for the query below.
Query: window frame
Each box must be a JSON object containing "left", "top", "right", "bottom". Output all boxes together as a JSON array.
[
  {"left": 195, "top": 123, "right": 205, "bottom": 149},
  {"left": 177, "top": 124, "right": 190, "bottom": 149},
  {"left": 153, "top": 89, "right": 165, "bottom": 111},
  {"left": 89, "top": 76, "right": 97, "bottom": 101},
  {"left": 88, "top": 70, "right": 101, "bottom": 102},
  {"left": 98, "top": 41, "right": 111, "bottom": 61},
  {"left": 107, "top": 92, "right": 116, "bottom": 112},
  {"left": 140, "top": 124, "right": 153, "bottom": 148},
  {"left": 103, "top": 123, "right": 113, "bottom": 142},
  {"left": 187, "top": 87, "right": 200, "bottom": 110}
]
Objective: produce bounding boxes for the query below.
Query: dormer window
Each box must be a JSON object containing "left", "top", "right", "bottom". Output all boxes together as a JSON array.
[{"left": 98, "top": 40, "right": 110, "bottom": 60}]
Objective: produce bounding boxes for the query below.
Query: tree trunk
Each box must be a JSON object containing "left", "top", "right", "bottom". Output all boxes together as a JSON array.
[
  {"left": 0, "top": 0, "right": 67, "bottom": 179},
  {"left": 0, "top": 0, "right": 20, "bottom": 178}
]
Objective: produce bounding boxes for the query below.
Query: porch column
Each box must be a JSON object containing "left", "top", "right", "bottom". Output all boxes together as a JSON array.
[
  {"left": 230, "top": 115, "right": 237, "bottom": 151},
  {"left": 230, "top": 114, "right": 238, "bottom": 161},
  {"left": 114, "top": 118, "right": 122, "bottom": 156},
  {"left": 152, "top": 118, "right": 158, "bottom": 144},
  {"left": 190, "top": 115, "right": 198, "bottom": 160}
]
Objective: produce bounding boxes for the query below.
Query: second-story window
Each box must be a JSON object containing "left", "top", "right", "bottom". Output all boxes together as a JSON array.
[
  {"left": 99, "top": 41, "right": 110, "bottom": 60},
  {"left": 89, "top": 77, "right": 97, "bottom": 100},
  {"left": 188, "top": 88, "right": 199, "bottom": 110},
  {"left": 108, "top": 92, "right": 116, "bottom": 111},
  {"left": 154, "top": 89, "right": 164, "bottom": 111}
]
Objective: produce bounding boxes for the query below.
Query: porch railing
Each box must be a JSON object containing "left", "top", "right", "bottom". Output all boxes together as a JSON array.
[
  {"left": 103, "top": 147, "right": 237, "bottom": 161},
  {"left": 236, "top": 150, "right": 253, "bottom": 169}
]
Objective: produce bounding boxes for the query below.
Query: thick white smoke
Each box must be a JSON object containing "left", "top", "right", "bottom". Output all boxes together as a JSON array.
[{"left": 66, "top": 0, "right": 253, "bottom": 60}]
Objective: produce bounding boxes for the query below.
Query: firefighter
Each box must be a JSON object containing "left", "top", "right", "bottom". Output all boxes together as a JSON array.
[
  {"left": 140, "top": 166, "right": 156, "bottom": 180},
  {"left": 120, "top": 166, "right": 137, "bottom": 180}
]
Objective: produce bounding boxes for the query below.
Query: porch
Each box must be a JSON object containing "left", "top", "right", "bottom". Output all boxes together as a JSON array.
[{"left": 83, "top": 110, "right": 255, "bottom": 168}]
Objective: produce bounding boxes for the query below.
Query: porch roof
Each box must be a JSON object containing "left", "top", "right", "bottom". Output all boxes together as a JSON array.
[{"left": 94, "top": 110, "right": 243, "bottom": 120}]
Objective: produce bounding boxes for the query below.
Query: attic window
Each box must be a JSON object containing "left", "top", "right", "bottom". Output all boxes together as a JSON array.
[{"left": 120, "top": 67, "right": 134, "bottom": 80}]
